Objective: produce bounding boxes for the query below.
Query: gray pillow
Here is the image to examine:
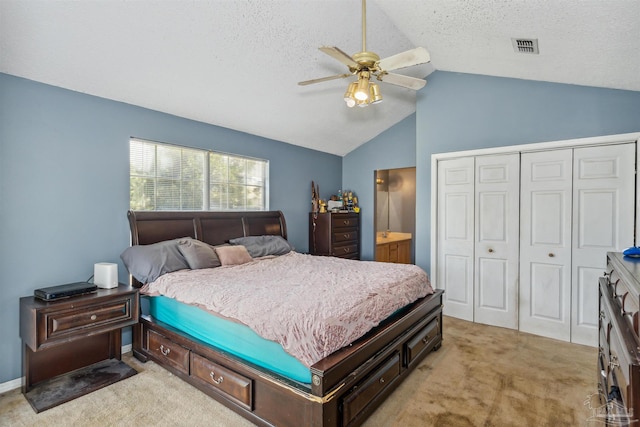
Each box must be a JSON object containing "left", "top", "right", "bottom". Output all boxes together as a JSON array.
[
  {"left": 228, "top": 235, "right": 293, "bottom": 258},
  {"left": 120, "top": 238, "right": 190, "bottom": 284},
  {"left": 178, "top": 239, "right": 225, "bottom": 269}
]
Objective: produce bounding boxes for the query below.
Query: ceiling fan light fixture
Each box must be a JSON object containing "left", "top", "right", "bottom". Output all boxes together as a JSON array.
[
  {"left": 369, "top": 83, "right": 382, "bottom": 104},
  {"left": 344, "top": 82, "right": 358, "bottom": 107},
  {"left": 354, "top": 71, "right": 370, "bottom": 101}
]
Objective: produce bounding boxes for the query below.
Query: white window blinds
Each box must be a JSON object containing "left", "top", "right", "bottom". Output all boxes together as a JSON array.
[{"left": 130, "top": 138, "right": 268, "bottom": 211}]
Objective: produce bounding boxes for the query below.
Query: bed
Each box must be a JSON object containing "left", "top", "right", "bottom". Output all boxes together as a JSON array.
[{"left": 126, "top": 210, "right": 443, "bottom": 427}]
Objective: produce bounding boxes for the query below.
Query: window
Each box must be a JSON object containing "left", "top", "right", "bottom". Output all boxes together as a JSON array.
[{"left": 130, "top": 138, "right": 268, "bottom": 211}]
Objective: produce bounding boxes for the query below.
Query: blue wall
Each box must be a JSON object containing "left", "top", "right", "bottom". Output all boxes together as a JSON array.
[
  {"left": 342, "top": 114, "right": 417, "bottom": 260},
  {"left": 0, "top": 73, "right": 342, "bottom": 383}
]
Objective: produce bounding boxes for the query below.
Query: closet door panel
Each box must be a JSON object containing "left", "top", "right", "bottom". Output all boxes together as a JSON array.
[
  {"left": 474, "top": 154, "right": 519, "bottom": 329},
  {"left": 520, "top": 150, "right": 573, "bottom": 341},
  {"left": 437, "top": 157, "right": 475, "bottom": 321},
  {"left": 571, "top": 143, "right": 636, "bottom": 346}
]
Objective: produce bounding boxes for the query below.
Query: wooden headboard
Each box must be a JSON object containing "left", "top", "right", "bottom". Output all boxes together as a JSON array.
[{"left": 127, "top": 210, "right": 288, "bottom": 247}]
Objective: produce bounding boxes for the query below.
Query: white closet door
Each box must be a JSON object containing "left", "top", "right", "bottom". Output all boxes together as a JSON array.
[
  {"left": 474, "top": 154, "right": 520, "bottom": 329},
  {"left": 437, "top": 157, "right": 475, "bottom": 321},
  {"left": 571, "top": 143, "right": 636, "bottom": 346},
  {"left": 520, "top": 149, "right": 573, "bottom": 341}
]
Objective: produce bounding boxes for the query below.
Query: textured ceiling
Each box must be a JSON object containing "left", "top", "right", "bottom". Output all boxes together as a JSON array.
[{"left": 1, "top": 1, "right": 639, "bottom": 156}]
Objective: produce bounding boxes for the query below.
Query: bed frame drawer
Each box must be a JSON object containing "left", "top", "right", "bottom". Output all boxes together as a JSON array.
[
  {"left": 147, "top": 329, "right": 190, "bottom": 375},
  {"left": 341, "top": 352, "right": 401, "bottom": 426},
  {"left": 405, "top": 315, "right": 440, "bottom": 367},
  {"left": 190, "top": 353, "right": 253, "bottom": 410}
]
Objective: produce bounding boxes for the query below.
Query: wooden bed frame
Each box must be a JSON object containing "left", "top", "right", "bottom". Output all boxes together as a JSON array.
[{"left": 127, "top": 210, "right": 443, "bottom": 427}]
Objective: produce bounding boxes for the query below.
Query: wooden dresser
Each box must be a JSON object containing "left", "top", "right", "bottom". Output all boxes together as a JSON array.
[
  {"left": 599, "top": 252, "right": 640, "bottom": 424},
  {"left": 309, "top": 212, "right": 360, "bottom": 259}
]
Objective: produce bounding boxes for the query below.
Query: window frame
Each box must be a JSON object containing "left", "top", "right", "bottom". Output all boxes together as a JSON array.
[{"left": 129, "top": 137, "right": 269, "bottom": 211}]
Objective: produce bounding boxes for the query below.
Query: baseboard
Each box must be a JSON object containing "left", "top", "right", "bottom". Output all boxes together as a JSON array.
[
  {"left": 0, "top": 344, "right": 134, "bottom": 394},
  {"left": 0, "top": 377, "right": 22, "bottom": 394}
]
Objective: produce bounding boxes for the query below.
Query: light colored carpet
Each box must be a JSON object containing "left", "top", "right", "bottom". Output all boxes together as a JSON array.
[{"left": 0, "top": 316, "right": 598, "bottom": 426}]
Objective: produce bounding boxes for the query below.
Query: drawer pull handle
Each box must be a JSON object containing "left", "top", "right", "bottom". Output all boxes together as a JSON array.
[
  {"left": 160, "top": 345, "right": 170, "bottom": 356},
  {"left": 601, "top": 370, "right": 607, "bottom": 378},
  {"left": 90, "top": 314, "right": 97, "bottom": 321},
  {"left": 379, "top": 377, "right": 385, "bottom": 384},
  {"left": 344, "top": 234, "right": 350, "bottom": 239},
  {"left": 343, "top": 220, "right": 350, "bottom": 225},
  {"left": 600, "top": 310, "right": 605, "bottom": 320},
  {"left": 488, "top": 248, "right": 494, "bottom": 253},
  {"left": 548, "top": 253, "right": 555, "bottom": 258},
  {"left": 343, "top": 248, "right": 350, "bottom": 253},
  {"left": 209, "top": 371, "right": 224, "bottom": 385},
  {"left": 422, "top": 336, "right": 430, "bottom": 344}
]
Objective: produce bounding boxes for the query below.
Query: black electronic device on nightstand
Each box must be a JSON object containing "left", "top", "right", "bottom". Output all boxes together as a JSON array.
[{"left": 34, "top": 281, "right": 97, "bottom": 301}]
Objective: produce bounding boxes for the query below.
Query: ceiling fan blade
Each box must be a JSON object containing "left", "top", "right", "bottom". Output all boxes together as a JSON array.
[
  {"left": 378, "top": 47, "right": 430, "bottom": 72},
  {"left": 319, "top": 46, "right": 359, "bottom": 69},
  {"left": 298, "top": 73, "right": 352, "bottom": 86},
  {"left": 378, "top": 73, "right": 427, "bottom": 90}
]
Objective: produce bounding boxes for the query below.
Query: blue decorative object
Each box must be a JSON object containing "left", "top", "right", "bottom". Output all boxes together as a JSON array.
[{"left": 623, "top": 247, "right": 640, "bottom": 258}]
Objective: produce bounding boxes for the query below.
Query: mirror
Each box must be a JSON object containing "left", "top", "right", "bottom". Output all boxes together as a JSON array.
[{"left": 374, "top": 167, "right": 416, "bottom": 263}]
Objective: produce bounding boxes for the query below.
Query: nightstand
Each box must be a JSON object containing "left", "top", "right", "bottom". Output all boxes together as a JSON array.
[{"left": 19, "top": 283, "right": 139, "bottom": 412}]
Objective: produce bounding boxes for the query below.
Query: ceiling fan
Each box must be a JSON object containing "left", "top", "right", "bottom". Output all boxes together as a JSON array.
[{"left": 298, "top": 0, "right": 430, "bottom": 108}]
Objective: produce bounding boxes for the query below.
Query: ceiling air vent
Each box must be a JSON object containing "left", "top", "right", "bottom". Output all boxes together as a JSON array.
[{"left": 511, "top": 38, "right": 539, "bottom": 54}]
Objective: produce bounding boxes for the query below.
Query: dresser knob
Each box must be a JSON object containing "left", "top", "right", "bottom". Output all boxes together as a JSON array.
[
  {"left": 379, "top": 378, "right": 385, "bottom": 384},
  {"left": 488, "top": 248, "right": 494, "bottom": 253},
  {"left": 548, "top": 253, "right": 555, "bottom": 258},
  {"left": 90, "top": 314, "right": 97, "bottom": 321}
]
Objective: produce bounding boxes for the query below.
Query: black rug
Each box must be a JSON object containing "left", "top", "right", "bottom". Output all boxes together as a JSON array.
[{"left": 24, "top": 358, "right": 138, "bottom": 413}]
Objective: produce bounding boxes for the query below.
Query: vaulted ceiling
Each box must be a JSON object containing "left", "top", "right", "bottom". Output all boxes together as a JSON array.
[{"left": 2, "top": 1, "right": 639, "bottom": 156}]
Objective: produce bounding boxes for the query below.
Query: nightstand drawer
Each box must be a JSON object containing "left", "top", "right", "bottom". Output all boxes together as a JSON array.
[
  {"left": 46, "top": 297, "right": 134, "bottom": 342},
  {"left": 191, "top": 353, "right": 253, "bottom": 410},
  {"left": 147, "top": 329, "right": 190, "bottom": 375}
]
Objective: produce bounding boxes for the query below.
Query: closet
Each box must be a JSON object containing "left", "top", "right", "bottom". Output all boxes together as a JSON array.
[{"left": 433, "top": 135, "right": 638, "bottom": 346}]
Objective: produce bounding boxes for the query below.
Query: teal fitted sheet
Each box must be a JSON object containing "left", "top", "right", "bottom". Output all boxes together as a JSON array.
[{"left": 145, "top": 295, "right": 312, "bottom": 384}]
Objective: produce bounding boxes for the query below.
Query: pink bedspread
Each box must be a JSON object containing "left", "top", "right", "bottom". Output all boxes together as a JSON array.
[{"left": 141, "top": 252, "right": 433, "bottom": 367}]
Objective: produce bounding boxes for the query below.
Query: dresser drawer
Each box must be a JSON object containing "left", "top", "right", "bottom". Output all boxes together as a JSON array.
[
  {"left": 147, "top": 329, "right": 190, "bottom": 375},
  {"left": 341, "top": 352, "right": 401, "bottom": 426},
  {"left": 42, "top": 294, "right": 136, "bottom": 347},
  {"left": 332, "top": 243, "right": 359, "bottom": 258},
  {"left": 190, "top": 353, "right": 253, "bottom": 410},
  {"left": 332, "top": 215, "right": 358, "bottom": 229},
  {"left": 405, "top": 316, "right": 440, "bottom": 367},
  {"left": 333, "top": 228, "right": 358, "bottom": 243}
]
